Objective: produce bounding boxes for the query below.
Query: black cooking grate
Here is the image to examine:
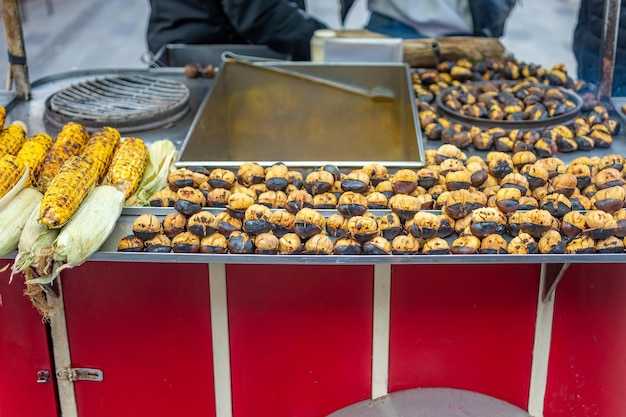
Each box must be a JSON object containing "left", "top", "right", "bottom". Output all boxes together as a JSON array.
[{"left": 44, "top": 74, "right": 191, "bottom": 133}]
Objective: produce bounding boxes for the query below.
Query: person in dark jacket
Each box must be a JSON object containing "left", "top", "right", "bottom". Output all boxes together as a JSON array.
[
  {"left": 340, "top": 0, "right": 516, "bottom": 39},
  {"left": 573, "top": 0, "right": 626, "bottom": 96},
  {"left": 146, "top": 0, "right": 328, "bottom": 61}
]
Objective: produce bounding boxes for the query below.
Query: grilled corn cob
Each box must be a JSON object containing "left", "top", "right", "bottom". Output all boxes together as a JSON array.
[
  {"left": 38, "top": 121, "right": 90, "bottom": 191},
  {"left": 0, "top": 124, "right": 26, "bottom": 158},
  {"left": 82, "top": 126, "right": 121, "bottom": 182},
  {"left": 0, "top": 154, "right": 27, "bottom": 200},
  {"left": 105, "top": 137, "right": 148, "bottom": 198},
  {"left": 40, "top": 155, "right": 99, "bottom": 228},
  {"left": 16, "top": 133, "right": 53, "bottom": 187}
]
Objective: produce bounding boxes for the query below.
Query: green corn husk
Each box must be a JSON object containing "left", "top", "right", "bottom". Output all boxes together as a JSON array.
[
  {"left": 125, "top": 139, "right": 178, "bottom": 206},
  {"left": 10, "top": 204, "right": 60, "bottom": 282},
  {"left": 0, "top": 187, "right": 42, "bottom": 259},
  {"left": 28, "top": 185, "right": 126, "bottom": 285}
]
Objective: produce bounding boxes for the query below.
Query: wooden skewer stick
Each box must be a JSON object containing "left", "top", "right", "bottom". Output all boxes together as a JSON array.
[{"left": 1, "top": 0, "right": 31, "bottom": 100}]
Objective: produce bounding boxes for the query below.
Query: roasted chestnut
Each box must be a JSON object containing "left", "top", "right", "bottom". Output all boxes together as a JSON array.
[
  {"left": 377, "top": 212, "right": 403, "bottom": 241},
  {"left": 162, "top": 212, "right": 187, "bottom": 238},
  {"left": 595, "top": 236, "right": 624, "bottom": 253},
  {"left": 187, "top": 211, "right": 217, "bottom": 238},
  {"left": 149, "top": 188, "right": 178, "bottom": 207},
  {"left": 254, "top": 232, "right": 280, "bottom": 255},
  {"left": 205, "top": 188, "right": 231, "bottom": 208},
  {"left": 285, "top": 189, "right": 314, "bottom": 214},
  {"left": 495, "top": 187, "right": 521, "bottom": 214},
  {"left": 265, "top": 163, "right": 290, "bottom": 191},
  {"left": 443, "top": 189, "right": 473, "bottom": 219},
  {"left": 507, "top": 233, "right": 538, "bottom": 254},
  {"left": 389, "top": 194, "right": 421, "bottom": 221},
  {"left": 207, "top": 168, "right": 236, "bottom": 190},
  {"left": 391, "top": 235, "right": 420, "bottom": 255},
  {"left": 313, "top": 192, "right": 338, "bottom": 209},
  {"left": 422, "top": 237, "right": 450, "bottom": 255},
  {"left": 118, "top": 234, "right": 144, "bottom": 252},
  {"left": 304, "top": 170, "right": 335, "bottom": 195},
  {"left": 538, "top": 230, "right": 566, "bottom": 254},
  {"left": 565, "top": 236, "right": 595, "bottom": 254},
  {"left": 243, "top": 204, "right": 273, "bottom": 236},
  {"left": 215, "top": 211, "right": 242, "bottom": 237},
  {"left": 171, "top": 231, "right": 200, "bottom": 253},
  {"left": 584, "top": 210, "right": 617, "bottom": 240},
  {"left": 341, "top": 170, "right": 370, "bottom": 193},
  {"left": 333, "top": 237, "right": 363, "bottom": 255},
  {"left": 226, "top": 192, "right": 255, "bottom": 219},
  {"left": 479, "top": 234, "right": 508, "bottom": 254},
  {"left": 175, "top": 186, "right": 206, "bottom": 216},
  {"left": 337, "top": 191, "right": 369, "bottom": 218},
  {"left": 133, "top": 214, "right": 163, "bottom": 241},
  {"left": 168, "top": 168, "right": 195, "bottom": 191},
  {"left": 366, "top": 192, "right": 389, "bottom": 209},
  {"left": 391, "top": 169, "right": 418, "bottom": 194},
  {"left": 469, "top": 207, "right": 502, "bottom": 238},
  {"left": 540, "top": 193, "right": 572, "bottom": 218},
  {"left": 362, "top": 163, "right": 388, "bottom": 186},
  {"left": 257, "top": 190, "right": 287, "bottom": 209},
  {"left": 270, "top": 210, "right": 296, "bottom": 238},
  {"left": 293, "top": 208, "right": 326, "bottom": 239},
  {"left": 520, "top": 209, "right": 554, "bottom": 238},
  {"left": 237, "top": 162, "right": 265, "bottom": 186},
  {"left": 410, "top": 211, "right": 439, "bottom": 240},
  {"left": 278, "top": 233, "right": 303, "bottom": 255},
  {"left": 592, "top": 186, "right": 625, "bottom": 213},
  {"left": 303, "top": 234, "right": 334, "bottom": 255},
  {"left": 450, "top": 235, "right": 480, "bottom": 254},
  {"left": 561, "top": 211, "right": 585, "bottom": 239},
  {"left": 200, "top": 233, "right": 228, "bottom": 254},
  {"left": 363, "top": 236, "right": 392, "bottom": 255},
  {"left": 347, "top": 215, "right": 380, "bottom": 243},
  {"left": 144, "top": 234, "right": 172, "bottom": 253}
]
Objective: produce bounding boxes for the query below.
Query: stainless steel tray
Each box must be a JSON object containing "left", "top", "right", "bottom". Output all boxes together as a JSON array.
[
  {"left": 89, "top": 207, "right": 626, "bottom": 265},
  {"left": 176, "top": 61, "right": 425, "bottom": 169}
]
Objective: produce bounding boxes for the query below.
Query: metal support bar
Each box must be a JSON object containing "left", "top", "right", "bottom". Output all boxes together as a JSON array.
[
  {"left": 598, "top": 0, "right": 621, "bottom": 101},
  {"left": 0, "top": 0, "right": 31, "bottom": 100},
  {"left": 371, "top": 264, "right": 391, "bottom": 400},
  {"left": 47, "top": 275, "right": 79, "bottom": 417},
  {"left": 541, "top": 263, "right": 570, "bottom": 303}
]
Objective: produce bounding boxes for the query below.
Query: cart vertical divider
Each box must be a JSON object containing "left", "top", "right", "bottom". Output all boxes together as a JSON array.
[
  {"left": 371, "top": 264, "right": 391, "bottom": 399},
  {"left": 48, "top": 275, "right": 79, "bottom": 417},
  {"left": 527, "top": 264, "right": 557, "bottom": 417},
  {"left": 209, "top": 263, "right": 233, "bottom": 417}
]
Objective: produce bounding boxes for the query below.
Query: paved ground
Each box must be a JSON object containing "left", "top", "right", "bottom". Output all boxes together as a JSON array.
[{"left": 0, "top": 0, "right": 580, "bottom": 88}]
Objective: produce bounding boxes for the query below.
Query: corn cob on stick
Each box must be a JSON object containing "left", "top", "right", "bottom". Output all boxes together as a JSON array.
[
  {"left": 40, "top": 155, "right": 99, "bottom": 228},
  {"left": 16, "top": 133, "right": 53, "bottom": 187},
  {"left": 105, "top": 137, "right": 148, "bottom": 199},
  {"left": 0, "top": 124, "right": 26, "bottom": 158},
  {"left": 29, "top": 185, "right": 126, "bottom": 286},
  {"left": 0, "top": 154, "right": 27, "bottom": 201},
  {"left": 0, "top": 106, "right": 6, "bottom": 129},
  {"left": 82, "top": 126, "right": 121, "bottom": 182},
  {"left": 125, "top": 139, "right": 178, "bottom": 206},
  {"left": 38, "top": 121, "right": 90, "bottom": 191}
]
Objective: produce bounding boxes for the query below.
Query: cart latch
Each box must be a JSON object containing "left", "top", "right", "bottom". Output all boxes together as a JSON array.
[{"left": 56, "top": 368, "right": 103, "bottom": 382}]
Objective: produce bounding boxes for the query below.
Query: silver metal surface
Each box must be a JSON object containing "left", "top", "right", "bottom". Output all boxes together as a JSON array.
[
  {"left": 326, "top": 388, "right": 530, "bottom": 417},
  {"left": 56, "top": 368, "right": 103, "bottom": 382},
  {"left": 3, "top": 67, "right": 212, "bottom": 149},
  {"left": 177, "top": 61, "right": 425, "bottom": 168}
]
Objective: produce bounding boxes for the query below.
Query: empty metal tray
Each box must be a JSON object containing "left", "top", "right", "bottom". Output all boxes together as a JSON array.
[{"left": 177, "top": 61, "right": 424, "bottom": 168}]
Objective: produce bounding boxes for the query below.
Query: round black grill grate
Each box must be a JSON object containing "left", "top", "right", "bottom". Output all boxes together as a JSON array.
[{"left": 44, "top": 74, "right": 191, "bottom": 133}]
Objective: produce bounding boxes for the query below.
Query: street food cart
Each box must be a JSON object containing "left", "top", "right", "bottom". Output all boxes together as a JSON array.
[{"left": 0, "top": 1, "right": 625, "bottom": 417}]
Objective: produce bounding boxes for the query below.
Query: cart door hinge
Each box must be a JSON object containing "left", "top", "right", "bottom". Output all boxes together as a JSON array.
[{"left": 56, "top": 368, "right": 103, "bottom": 382}]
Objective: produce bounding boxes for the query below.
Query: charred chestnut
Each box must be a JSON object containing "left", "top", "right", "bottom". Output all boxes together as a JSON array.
[
  {"left": 294, "top": 208, "right": 326, "bottom": 239},
  {"left": 149, "top": 188, "right": 178, "bottom": 207},
  {"left": 337, "top": 191, "right": 369, "bottom": 218},
  {"left": 479, "top": 234, "right": 508, "bottom": 254},
  {"left": 171, "top": 231, "right": 200, "bottom": 253},
  {"left": 254, "top": 232, "right": 280, "bottom": 255},
  {"left": 200, "top": 233, "right": 228, "bottom": 254},
  {"left": 118, "top": 234, "right": 145, "bottom": 252},
  {"left": 333, "top": 237, "right": 363, "bottom": 255},
  {"left": 144, "top": 234, "right": 172, "bottom": 253},
  {"left": 303, "top": 234, "right": 334, "bottom": 255},
  {"left": 175, "top": 187, "right": 206, "bottom": 216},
  {"left": 391, "top": 234, "right": 421, "bottom": 255},
  {"left": 133, "top": 214, "right": 163, "bottom": 241},
  {"left": 187, "top": 211, "right": 217, "bottom": 238},
  {"left": 363, "top": 236, "right": 393, "bottom": 255},
  {"left": 278, "top": 233, "right": 303, "bottom": 255}
]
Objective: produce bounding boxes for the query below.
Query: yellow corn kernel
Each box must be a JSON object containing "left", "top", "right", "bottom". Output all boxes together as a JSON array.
[
  {"left": 0, "top": 106, "right": 6, "bottom": 129},
  {"left": 40, "top": 156, "right": 99, "bottom": 228},
  {"left": 105, "top": 137, "right": 148, "bottom": 199},
  {"left": 0, "top": 155, "right": 26, "bottom": 199},
  {"left": 16, "top": 133, "right": 53, "bottom": 187},
  {"left": 82, "top": 126, "right": 121, "bottom": 182},
  {"left": 0, "top": 124, "right": 26, "bottom": 158},
  {"left": 38, "top": 122, "right": 90, "bottom": 192}
]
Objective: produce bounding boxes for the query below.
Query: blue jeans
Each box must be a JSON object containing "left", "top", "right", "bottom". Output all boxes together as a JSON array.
[{"left": 365, "top": 11, "right": 426, "bottom": 39}]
